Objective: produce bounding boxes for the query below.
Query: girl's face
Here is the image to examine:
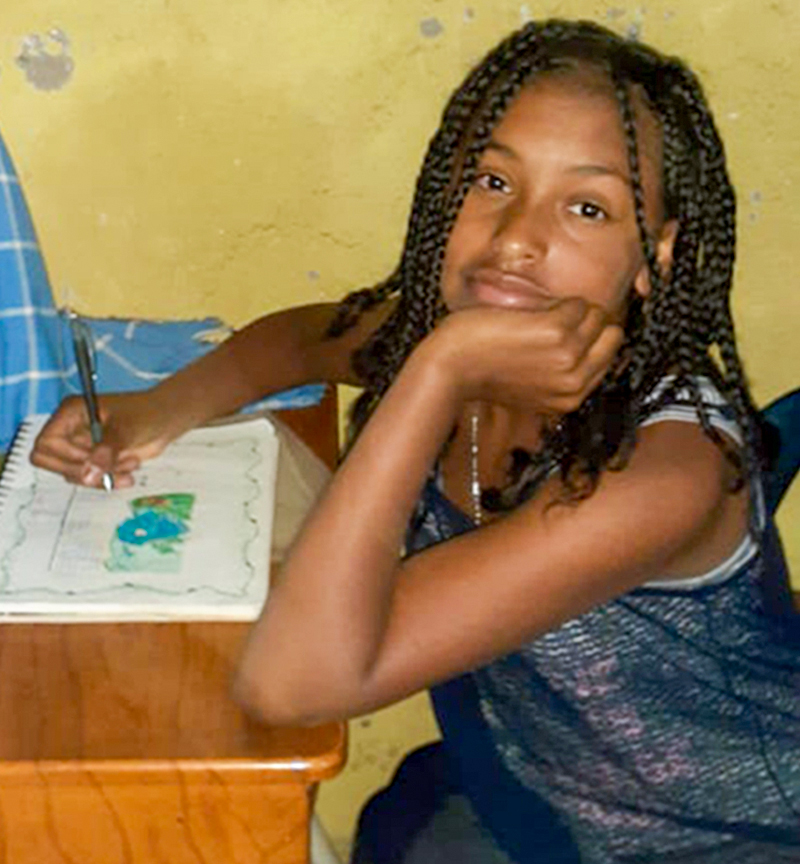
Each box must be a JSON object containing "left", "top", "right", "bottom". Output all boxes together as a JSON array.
[{"left": 440, "top": 72, "right": 677, "bottom": 322}]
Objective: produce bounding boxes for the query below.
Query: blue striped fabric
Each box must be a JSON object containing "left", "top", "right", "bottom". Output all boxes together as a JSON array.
[
  {"left": 0, "top": 132, "right": 323, "bottom": 452},
  {"left": 0, "top": 132, "right": 66, "bottom": 447}
]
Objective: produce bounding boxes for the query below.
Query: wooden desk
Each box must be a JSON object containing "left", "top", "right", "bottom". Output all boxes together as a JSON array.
[{"left": 0, "top": 390, "right": 346, "bottom": 864}]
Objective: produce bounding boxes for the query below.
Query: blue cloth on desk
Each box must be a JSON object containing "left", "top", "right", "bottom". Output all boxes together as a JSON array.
[{"left": 0, "top": 131, "right": 323, "bottom": 453}]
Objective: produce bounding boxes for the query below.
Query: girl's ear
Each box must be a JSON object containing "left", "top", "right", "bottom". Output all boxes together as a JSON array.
[{"left": 633, "top": 219, "right": 679, "bottom": 298}]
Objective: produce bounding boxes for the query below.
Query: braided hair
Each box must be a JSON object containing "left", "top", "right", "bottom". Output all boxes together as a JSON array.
[{"left": 328, "top": 18, "right": 759, "bottom": 509}]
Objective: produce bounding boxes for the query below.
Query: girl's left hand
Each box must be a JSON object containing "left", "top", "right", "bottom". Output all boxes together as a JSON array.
[{"left": 421, "top": 297, "right": 625, "bottom": 415}]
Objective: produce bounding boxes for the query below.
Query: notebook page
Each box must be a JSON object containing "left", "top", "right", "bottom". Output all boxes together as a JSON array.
[{"left": 0, "top": 416, "right": 278, "bottom": 620}]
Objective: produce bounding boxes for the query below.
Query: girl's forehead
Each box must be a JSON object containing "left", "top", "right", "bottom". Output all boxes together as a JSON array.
[
  {"left": 510, "top": 68, "right": 656, "bottom": 125},
  {"left": 479, "top": 68, "right": 666, "bottom": 223},
  {"left": 495, "top": 69, "right": 664, "bottom": 171}
]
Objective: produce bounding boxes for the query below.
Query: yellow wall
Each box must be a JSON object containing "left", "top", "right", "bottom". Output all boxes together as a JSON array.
[{"left": 1, "top": 0, "right": 798, "bottom": 576}]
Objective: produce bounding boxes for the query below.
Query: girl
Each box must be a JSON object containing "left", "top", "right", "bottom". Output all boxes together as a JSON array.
[{"left": 32, "top": 19, "right": 799, "bottom": 864}]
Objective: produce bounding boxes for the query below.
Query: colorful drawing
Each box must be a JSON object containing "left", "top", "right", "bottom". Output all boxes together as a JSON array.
[{"left": 107, "top": 493, "right": 195, "bottom": 573}]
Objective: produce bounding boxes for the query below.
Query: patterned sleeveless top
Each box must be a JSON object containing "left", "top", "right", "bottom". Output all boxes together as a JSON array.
[{"left": 407, "top": 379, "right": 800, "bottom": 863}]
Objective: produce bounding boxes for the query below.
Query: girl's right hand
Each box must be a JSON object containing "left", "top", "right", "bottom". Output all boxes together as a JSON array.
[
  {"left": 30, "top": 390, "right": 177, "bottom": 489},
  {"left": 427, "top": 297, "right": 625, "bottom": 415}
]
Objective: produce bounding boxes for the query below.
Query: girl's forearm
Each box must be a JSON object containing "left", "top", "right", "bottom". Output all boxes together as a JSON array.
[
  {"left": 146, "top": 303, "right": 354, "bottom": 441},
  {"left": 235, "top": 337, "right": 461, "bottom": 724}
]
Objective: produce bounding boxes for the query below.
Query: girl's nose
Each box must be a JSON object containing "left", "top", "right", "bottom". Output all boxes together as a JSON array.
[{"left": 492, "top": 199, "right": 549, "bottom": 261}]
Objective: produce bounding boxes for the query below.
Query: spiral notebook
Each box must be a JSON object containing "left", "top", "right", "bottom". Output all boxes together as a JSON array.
[{"left": 0, "top": 415, "right": 279, "bottom": 621}]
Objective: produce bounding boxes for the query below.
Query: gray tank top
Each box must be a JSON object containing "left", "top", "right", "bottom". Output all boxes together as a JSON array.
[{"left": 410, "top": 379, "right": 800, "bottom": 862}]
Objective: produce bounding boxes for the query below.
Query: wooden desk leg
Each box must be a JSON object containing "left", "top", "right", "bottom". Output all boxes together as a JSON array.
[{"left": 0, "top": 771, "right": 315, "bottom": 864}]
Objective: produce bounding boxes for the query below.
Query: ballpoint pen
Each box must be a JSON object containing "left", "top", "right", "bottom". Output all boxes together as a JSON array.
[{"left": 67, "top": 309, "right": 114, "bottom": 492}]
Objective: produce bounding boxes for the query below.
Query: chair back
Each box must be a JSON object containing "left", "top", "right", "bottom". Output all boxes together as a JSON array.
[
  {"left": 760, "top": 388, "right": 800, "bottom": 620},
  {"left": 761, "top": 387, "right": 800, "bottom": 516}
]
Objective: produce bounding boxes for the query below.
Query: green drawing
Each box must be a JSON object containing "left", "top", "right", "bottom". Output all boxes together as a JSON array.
[{"left": 107, "top": 493, "right": 195, "bottom": 573}]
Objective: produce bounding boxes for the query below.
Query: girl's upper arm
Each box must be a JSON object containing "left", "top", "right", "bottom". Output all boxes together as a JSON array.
[
  {"left": 219, "top": 296, "right": 397, "bottom": 406},
  {"left": 357, "top": 419, "right": 743, "bottom": 711},
  {"left": 293, "top": 297, "right": 397, "bottom": 386}
]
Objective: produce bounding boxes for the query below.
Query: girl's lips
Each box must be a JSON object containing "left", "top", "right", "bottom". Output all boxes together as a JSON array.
[{"left": 467, "top": 270, "right": 554, "bottom": 310}]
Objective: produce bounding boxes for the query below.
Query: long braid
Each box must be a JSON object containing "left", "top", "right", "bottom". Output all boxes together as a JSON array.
[
  {"left": 332, "top": 19, "right": 759, "bottom": 501},
  {"left": 656, "top": 64, "right": 760, "bottom": 477},
  {"left": 615, "top": 73, "right": 714, "bottom": 437}
]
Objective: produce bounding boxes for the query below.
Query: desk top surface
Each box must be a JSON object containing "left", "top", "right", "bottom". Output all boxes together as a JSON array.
[{"left": 0, "top": 393, "right": 346, "bottom": 783}]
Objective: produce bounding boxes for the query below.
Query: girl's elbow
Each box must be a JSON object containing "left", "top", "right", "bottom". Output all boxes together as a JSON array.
[
  {"left": 232, "top": 667, "right": 303, "bottom": 726},
  {"left": 231, "top": 666, "right": 349, "bottom": 728}
]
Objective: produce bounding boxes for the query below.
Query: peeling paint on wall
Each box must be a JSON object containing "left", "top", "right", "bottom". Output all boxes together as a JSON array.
[
  {"left": 419, "top": 17, "right": 444, "bottom": 39},
  {"left": 605, "top": 6, "right": 651, "bottom": 39},
  {"left": 624, "top": 6, "right": 649, "bottom": 40},
  {"left": 748, "top": 190, "right": 763, "bottom": 224},
  {"left": 626, "top": 21, "right": 642, "bottom": 40},
  {"left": 16, "top": 28, "right": 74, "bottom": 91}
]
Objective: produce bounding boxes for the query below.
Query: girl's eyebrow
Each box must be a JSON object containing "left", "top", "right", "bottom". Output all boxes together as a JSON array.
[
  {"left": 484, "top": 141, "right": 631, "bottom": 184},
  {"left": 484, "top": 141, "right": 633, "bottom": 186},
  {"left": 483, "top": 141, "right": 519, "bottom": 159},
  {"left": 570, "top": 164, "right": 631, "bottom": 183}
]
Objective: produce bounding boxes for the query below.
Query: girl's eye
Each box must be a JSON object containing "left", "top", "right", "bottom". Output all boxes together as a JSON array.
[
  {"left": 567, "top": 201, "right": 608, "bottom": 221},
  {"left": 474, "top": 172, "right": 511, "bottom": 194}
]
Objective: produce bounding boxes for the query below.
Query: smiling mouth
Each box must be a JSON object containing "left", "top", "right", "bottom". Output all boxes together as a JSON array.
[{"left": 466, "top": 269, "right": 554, "bottom": 310}]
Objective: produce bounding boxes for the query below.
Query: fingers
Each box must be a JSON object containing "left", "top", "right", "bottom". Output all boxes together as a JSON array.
[
  {"left": 29, "top": 396, "right": 142, "bottom": 488},
  {"left": 549, "top": 296, "right": 594, "bottom": 329},
  {"left": 81, "top": 463, "right": 137, "bottom": 490},
  {"left": 439, "top": 298, "right": 625, "bottom": 412},
  {"left": 32, "top": 433, "right": 92, "bottom": 470},
  {"left": 89, "top": 443, "right": 140, "bottom": 474},
  {"left": 32, "top": 439, "right": 139, "bottom": 489},
  {"left": 581, "top": 322, "right": 625, "bottom": 392},
  {"left": 30, "top": 450, "right": 89, "bottom": 485},
  {"left": 528, "top": 300, "right": 623, "bottom": 412},
  {"left": 540, "top": 300, "right": 613, "bottom": 375},
  {"left": 30, "top": 399, "right": 93, "bottom": 482},
  {"left": 28, "top": 388, "right": 175, "bottom": 491},
  {"left": 572, "top": 301, "right": 612, "bottom": 347},
  {"left": 551, "top": 298, "right": 610, "bottom": 353},
  {"left": 556, "top": 319, "right": 623, "bottom": 408}
]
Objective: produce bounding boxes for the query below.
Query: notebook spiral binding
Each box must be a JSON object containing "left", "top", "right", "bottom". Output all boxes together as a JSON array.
[{"left": 0, "top": 419, "right": 36, "bottom": 510}]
